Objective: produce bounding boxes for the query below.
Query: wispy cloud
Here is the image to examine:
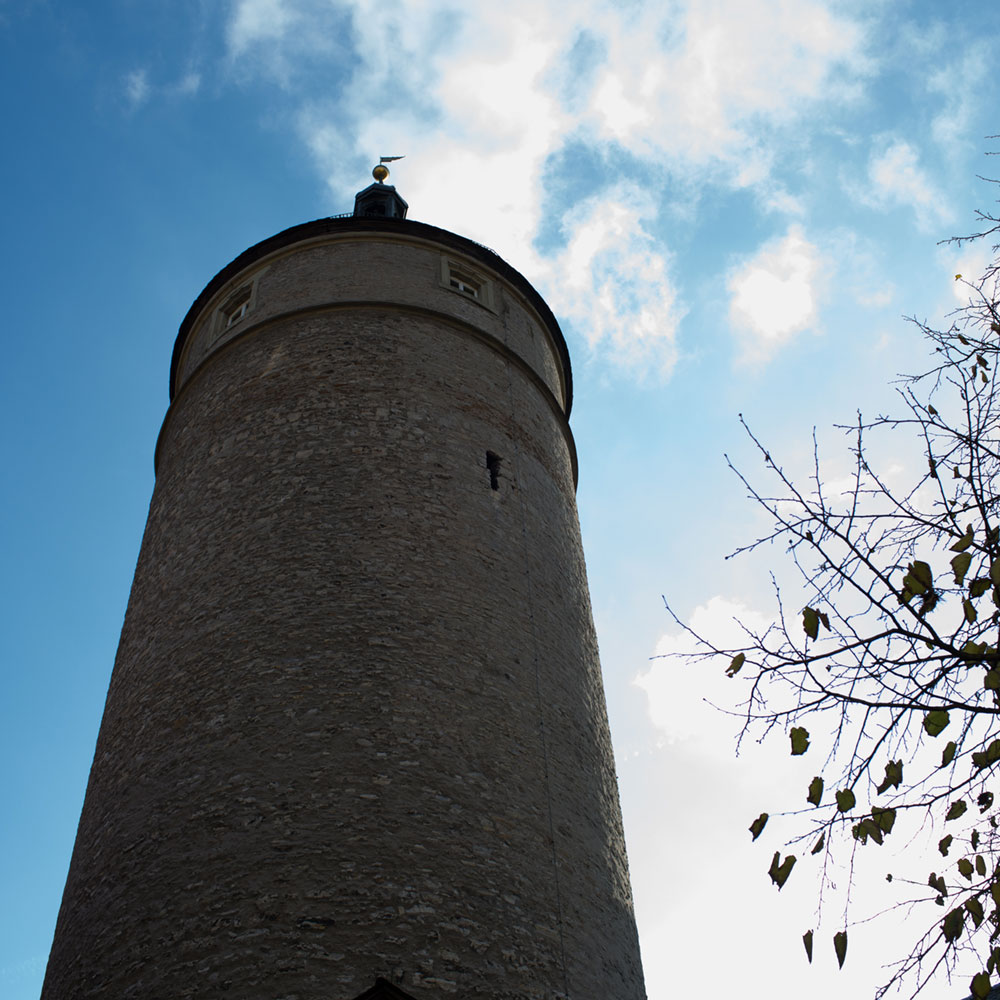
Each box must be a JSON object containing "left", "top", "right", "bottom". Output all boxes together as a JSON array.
[
  {"left": 928, "top": 42, "right": 990, "bottom": 152},
  {"left": 855, "top": 138, "right": 952, "bottom": 230},
  {"left": 123, "top": 66, "right": 201, "bottom": 110},
  {"left": 123, "top": 68, "right": 150, "bottom": 110},
  {"left": 542, "top": 187, "right": 684, "bottom": 376},
  {"left": 173, "top": 71, "right": 201, "bottom": 97},
  {"left": 227, "top": 0, "right": 296, "bottom": 56}
]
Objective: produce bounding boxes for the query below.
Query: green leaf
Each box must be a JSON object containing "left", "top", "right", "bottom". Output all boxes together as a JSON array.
[
  {"left": 943, "top": 907, "right": 965, "bottom": 942},
  {"left": 971, "top": 973, "right": 991, "bottom": 1000},
  {"left": 939, "top": 835, "right": 954, "bottom": 857},
  {"left": 924, "top": 710, "right": 950, "bottom": 737},
  {"left": 958, "top": 857, "right": 975, "bottom": 880},
  {"left": 803, "top": 930, "right": 813, "bottom": 963},
  {"left": 952, "top": 551, "right": 973, "bottom": 584},
  {"left": 904, "top": 560, "right": 934, "bottom": 595},
  {"left": 835, "top": 788, "right": 856, "bottom": 813},
  {"left": 977, "top": 855, "right": 987, "bottom": 877},
  {"left": 807, "top": 776, "right": 824, "bottom": 806},
  {"left": 991, "top": 559, "right": 1000, "bottom": 588},
  {"left": 726, "top": 652, "right": 745, "bottom": 677},
  {"left": 833, "top": 930, "right": 848, "bottom": 969},
  {"left": 985, "top": 670, "right": 1000, "bottom": 691},
  {"left": 965, "top": 598, "right": 978, "bottom": 624},
  {"left": 929, "top": 871, "right": 948, "bottom": 897},
  {"left": 790, "top": 727, "right": 810, "bottom": 756},
  {"left": 978, "top": 792, "right": 994, "bottom": 813},
  {"left": 802, "top": 606, "right": 819, "bottom": 640},
  {"left": 768, "top": 851, "right": 796, "bottom": 890},
  {"left": 811, "top": 834, "right": 825, "bottom": 855},
  {"left": 971, "top": 578, "right": 992, "bottom": 599},
  {"left": 749, "top": 813, "right": 768, "bottom": 841},
  {"left": 991, "top": 881, "right": 1000, "bottom": 908},
  {"left": 941, "top": 741, "right": 957, "bottom": 767},
  {"left": 855, "top": 818, "right": 883, "bottom": 846},
  {"left": 946, "top": 800, "right": 968, "bottom": 821},
  {"left": 876, "top": 760, "right": 903, "bottom": 793},
  {"left": 872, "top": 806, "right": 896, "bottom": 834},
  {"left": 967, "top": 898, "right": 986, "bottom": 928},
  {"left": 951, "top": 525, "right": 975, "bottom": 552}
]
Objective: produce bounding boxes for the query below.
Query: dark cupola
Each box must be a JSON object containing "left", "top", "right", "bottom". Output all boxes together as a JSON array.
[{"left": 353, "top": 161, "right": 408, "bottom": 219}]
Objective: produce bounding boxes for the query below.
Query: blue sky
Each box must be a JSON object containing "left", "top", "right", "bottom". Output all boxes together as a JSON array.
[{"left": 2, "top": 1, "right": 999, "bottom": 997}]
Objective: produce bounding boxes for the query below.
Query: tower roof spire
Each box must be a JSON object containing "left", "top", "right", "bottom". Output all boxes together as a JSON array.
[{"left": 354, "top": 157, "right": 408, "bottom": 218}]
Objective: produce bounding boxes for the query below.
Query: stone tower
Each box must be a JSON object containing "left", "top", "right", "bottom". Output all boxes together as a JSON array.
[{"left": 42, "top": 170, "right": 647, "bottom": 1000}]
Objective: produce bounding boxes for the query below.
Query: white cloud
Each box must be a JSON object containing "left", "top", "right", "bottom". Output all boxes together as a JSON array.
[
  {"left": 942, "top": 241, "right": 996, "bottom": 306},
  {"left": 582, "top": 0, "right": 869, "bottom": 174},
  {"left": 123, "top": 67, "right": 201, "bottom": 109},
  {"left": 857, "top": 139, "right": 952, "bottom": 230},
  {"left": 124, "top": 69, "right": 150, "bottom": 110},
  {"left": 227, "top": 0, "right": 296, "bottom": 56},
  {"left": 728, "top": 225, "right": 823, "bottom": 361},
  {"left": 221, "top": 0, "right": 875, "bottom": 197},
  {"left": 761, "top": 187, "right": 806, "bottom": 217},
  {"left": 636, "top": 595, "right": 773, "bottom": 746},
  {"left": 218, "top": 0, "right": 875, "bottom": 376},
  {"left": 173, "top": 72, "right": 202, "bottom": 97},
  {"left": 540, "top": 187, "right": 683, "bottom": 375},
  {"left": 928, "top": 42, "right": 989, "bottom": 151}
]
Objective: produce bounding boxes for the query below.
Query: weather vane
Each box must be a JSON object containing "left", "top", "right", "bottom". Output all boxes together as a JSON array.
[{"left": 372, "top": 155, "right": 404, "bottom": 183}]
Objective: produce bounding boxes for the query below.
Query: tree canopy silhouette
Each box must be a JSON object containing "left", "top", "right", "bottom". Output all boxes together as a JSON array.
[{"left": 670, "top": 186, "right": 1000, "bottom": 1000}]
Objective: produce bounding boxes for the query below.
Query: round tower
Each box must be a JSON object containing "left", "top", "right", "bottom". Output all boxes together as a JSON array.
[{"left": 42, "top": 174, "right": 646, "bottom": 1000}]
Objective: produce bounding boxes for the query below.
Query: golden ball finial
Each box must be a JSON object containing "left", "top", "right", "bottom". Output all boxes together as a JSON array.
[{"left": 372, "top": 163, "right": 389, "bottom": 183}]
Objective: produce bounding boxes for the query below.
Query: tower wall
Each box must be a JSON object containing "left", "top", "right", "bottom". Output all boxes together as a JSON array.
[{"left": 42, "top": 220, "right": 646, "bottom": 1000}]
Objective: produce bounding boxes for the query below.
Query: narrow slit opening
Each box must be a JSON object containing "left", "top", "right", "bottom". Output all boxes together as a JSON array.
[{"left": 486, "top": 451, "right": 501, "bottom": 491}]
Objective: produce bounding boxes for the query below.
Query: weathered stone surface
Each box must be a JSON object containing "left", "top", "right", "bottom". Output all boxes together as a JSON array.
[{"left": 42, "top": 222, "right": 646, "bottom": 1000}]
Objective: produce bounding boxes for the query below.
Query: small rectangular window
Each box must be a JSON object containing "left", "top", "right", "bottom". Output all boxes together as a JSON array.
[
  {"left": 449, "top": 272, "right": 481, "bottom": 299},
  {"left": 214, "top": 281, "right": 256, "bottom": 340},
  {"left": 440, "top": 257, "right": 496, "bottom": 312},
  {"left": 225, "top": 297, "right": 250, "bottom": 327}
]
